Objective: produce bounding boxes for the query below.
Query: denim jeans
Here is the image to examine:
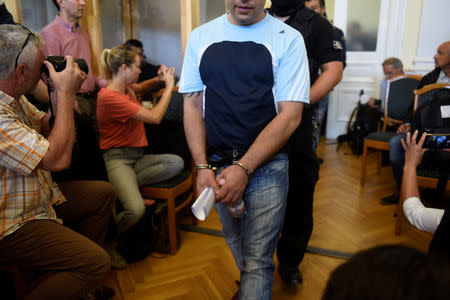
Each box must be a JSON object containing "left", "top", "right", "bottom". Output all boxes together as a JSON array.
[
  {"left": 389, "top": 133, "right": 405, "bottom": 189},
  {"left": 312, "top": 95, "right": 329, "bottom": 151},
  {"left": 103, "top": 147, "right": 184, "bottom": 235},
  {"left": 214, "top": 153, "right": 288, "bottom": 300}
]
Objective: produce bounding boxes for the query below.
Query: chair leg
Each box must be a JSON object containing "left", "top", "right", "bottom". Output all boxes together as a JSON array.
[
  {"left": 395, "top": 196, "right": 404, "bottom": 235},
  {"left": 360, "top": 141, "right": 369, "bottom": 186},
  {"left": 167, "top": 196, "right": 177, "bottom": 255},
  {"left": 376, "top": 151, "right": 383, "bottom": 174}
]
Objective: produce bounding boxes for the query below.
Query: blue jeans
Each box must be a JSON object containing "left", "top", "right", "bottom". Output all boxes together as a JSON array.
[
  {"left": 389, "top": 133, "right": 406, "bottom": 189},
  {"left": 312, "top": 95, "right": 329, "bottom": 151},
  {"left": 214, "top": 153, "right": 288, "bottom": 300},
  {"left": 103, "top": 147, "right": 184, "bottom": 235}
]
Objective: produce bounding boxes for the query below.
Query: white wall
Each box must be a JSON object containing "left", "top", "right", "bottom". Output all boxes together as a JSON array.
[{"left": 413, "top": 0, "right": 450, "bottom": 73}]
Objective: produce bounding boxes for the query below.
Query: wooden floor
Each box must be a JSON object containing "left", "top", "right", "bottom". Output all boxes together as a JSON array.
[{"left": 106, "top": 139, "right": 432, "bottom": 300}]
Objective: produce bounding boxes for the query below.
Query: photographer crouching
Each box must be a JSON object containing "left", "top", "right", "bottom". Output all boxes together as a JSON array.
[{"left": 0, "top": 24, "right": 116, "bottom": 299}]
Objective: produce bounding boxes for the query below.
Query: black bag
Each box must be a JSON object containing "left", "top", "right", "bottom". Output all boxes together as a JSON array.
[
  {"left": 117, "top": 205, "right": 156, "bottom": 262},
  {"left": 116, "top": 202, "right": 181, "bottom": 262},
  {"left": 338, "top": 103, "right": 379, "bottom": 155}
]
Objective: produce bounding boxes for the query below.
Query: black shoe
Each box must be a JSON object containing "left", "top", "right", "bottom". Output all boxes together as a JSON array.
[
  {"left": 317, "top": 157, "right": 324, "bottom": 164},
  {"left": 80, "top": 285, "right": 115, "bottom": 300},
  {"left": 278, "top": 264, "right": 303, "bottom": 286},
  {"left": 381, "top": 194, "right": 399, "bottom": 205}
]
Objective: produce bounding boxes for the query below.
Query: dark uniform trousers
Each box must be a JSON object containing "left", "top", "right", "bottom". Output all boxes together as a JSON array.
[{"left": 277, "top": 107, "right": 319, "bottom": 267}]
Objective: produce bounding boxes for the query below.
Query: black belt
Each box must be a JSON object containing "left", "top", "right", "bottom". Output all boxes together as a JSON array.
[{"left": 76, "top": 92, "right": 95, "bottom": 98}]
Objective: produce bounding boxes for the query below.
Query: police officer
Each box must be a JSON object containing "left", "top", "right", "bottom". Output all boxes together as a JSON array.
[{"left": 269, "top": 0, "right": 345, "bottom": 286}]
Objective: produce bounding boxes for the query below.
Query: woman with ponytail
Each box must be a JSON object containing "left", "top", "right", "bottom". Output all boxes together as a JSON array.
[{"left": 97, "top": 45, "right": 183, "bottom": 266}]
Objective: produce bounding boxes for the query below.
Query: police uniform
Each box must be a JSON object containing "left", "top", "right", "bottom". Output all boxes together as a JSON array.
[{"left": 269, "top": 5, "right": 345, "bottom": 271}]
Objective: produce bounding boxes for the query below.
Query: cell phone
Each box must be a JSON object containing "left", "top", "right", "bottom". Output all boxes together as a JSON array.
[{"left": 423, "top": 133, "right": 450, "bottom": 149}]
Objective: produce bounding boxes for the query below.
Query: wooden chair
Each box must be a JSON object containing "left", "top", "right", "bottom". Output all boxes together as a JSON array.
[
  {"left": 395, "top": 84, "right": 450, "bottom": 235},
  {"left": 141, "top": 87, "right": 197, "bottom": 255},
  {"left": 360, "top": 74, "right": 422, "bottom": 186}
]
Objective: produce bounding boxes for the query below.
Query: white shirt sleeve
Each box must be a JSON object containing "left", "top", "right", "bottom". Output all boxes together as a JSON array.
[{"left": 403, "top": 196, "right": 444, "bottom": 233}]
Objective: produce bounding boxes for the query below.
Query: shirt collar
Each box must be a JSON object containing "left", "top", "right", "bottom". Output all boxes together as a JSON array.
[
  {"left": 0, "top": 90, "right": 15, "bottom": 106},
  {"left": 438, "top": 70, "right": 450, "bottom": 83},
  {"left": 55, "top": 15, "right": 80, "bottom": 33}
]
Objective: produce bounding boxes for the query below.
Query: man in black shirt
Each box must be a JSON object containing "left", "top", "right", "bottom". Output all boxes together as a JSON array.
[
  {"left": 305, "top": 0, "right": 346, "bottom": 151},
  {"left": 269, "top": 0, "right": 345, "bottom": 286}
]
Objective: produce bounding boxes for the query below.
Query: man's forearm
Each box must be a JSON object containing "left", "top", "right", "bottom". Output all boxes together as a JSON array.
[
  {"left": 183, "top": 92, "right": 208, "bottom": 164},
  {"left": 310, "top": 61, "right": 343, "bottom": 104},
  {"left": 239, "top": 102, "right": 303, "bottom": 173},
  {"left": 40, "top": 91, "right": 76, "bottom": 170}
]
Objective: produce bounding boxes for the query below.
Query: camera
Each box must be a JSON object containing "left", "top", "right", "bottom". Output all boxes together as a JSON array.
[
  {"left": 423, "top": 129, "right": 450, "bottom": 149},
  {"left": 42, "top": 56, "right": 89, "bottom": 77}
]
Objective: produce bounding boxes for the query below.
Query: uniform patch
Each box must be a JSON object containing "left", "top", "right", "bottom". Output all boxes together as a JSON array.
[{"left": 333, "top": 40, "right": 343, "bottom": 50}]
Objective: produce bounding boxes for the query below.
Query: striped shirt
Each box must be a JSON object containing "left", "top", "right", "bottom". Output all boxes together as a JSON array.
[{"left": 0, "top": 91, "right": 64, "bottom": 240}]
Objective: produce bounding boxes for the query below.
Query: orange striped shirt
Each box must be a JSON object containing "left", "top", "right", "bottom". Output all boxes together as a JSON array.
[{"left": 0, "top": 91, "right": 65, "bottom": 240}]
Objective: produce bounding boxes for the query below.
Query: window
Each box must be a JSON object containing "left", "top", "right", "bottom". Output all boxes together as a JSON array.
[
  {"left": 99, "top": 0, "right": 125, "bottom": 49},
  {"left": 20, "top": 0, "right": 56, "bottom": 32},
  {"left": 199, "top": 0, "right": 225, "bottom": 25},
  {"left": 137, "top": 0, "right": 182, "bottom": 77},
  {"left": 345, "top": 0, "right": 381, "bottom": 52}
]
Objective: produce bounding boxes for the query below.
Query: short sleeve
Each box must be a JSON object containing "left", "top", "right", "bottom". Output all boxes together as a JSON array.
[
  {"left": 179, "top": 30, "right": 204, "bottom": 93},
  {"left": 0, "top": 111, "right": 49, "bottom": 175},
  {"left": 274, "top": 35, "right": 310, "bottom": 104},
  {"left": 98, "top": 89, "right": 142, "bottom": 123},
  {"left": 314, "top": 17, "right": 345, "bottom": 66}
]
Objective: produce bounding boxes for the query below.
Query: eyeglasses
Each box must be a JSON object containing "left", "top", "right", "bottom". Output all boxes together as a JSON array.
[{"left": 14, "top": 27, "right": 33, "bottom": 68}]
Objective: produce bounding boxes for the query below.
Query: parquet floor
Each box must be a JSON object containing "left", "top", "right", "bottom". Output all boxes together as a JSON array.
[{"left": 106, "top": 139, "right": 432, "bottom": 300}]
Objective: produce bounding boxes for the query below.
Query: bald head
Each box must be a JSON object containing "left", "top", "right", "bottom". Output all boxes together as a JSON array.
[{"left": 434, "top": 41, "right": 450, "bottom": 72}]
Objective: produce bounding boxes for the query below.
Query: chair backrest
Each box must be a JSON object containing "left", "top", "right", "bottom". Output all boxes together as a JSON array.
[
  {"left": 413, "top": 83, "right": 450, "bottom": 112},
  {"left": 152, "top": 86, "right": 182, "bottom": 123},
  {"left": 146, "top": 86, "right": 191, "bottom": 164},
  {"left": 384, "top": 75, "right": 422, "bottom": 124}
]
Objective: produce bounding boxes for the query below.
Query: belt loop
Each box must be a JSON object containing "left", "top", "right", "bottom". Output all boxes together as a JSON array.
[{"left": 233, "top": 149, "right": 238, "bottom": 162}]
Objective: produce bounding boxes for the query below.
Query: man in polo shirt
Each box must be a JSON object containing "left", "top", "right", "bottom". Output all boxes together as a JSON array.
[
  {"left": 41, "top": 0, "right": 98, "bottom": 117},
  {"left": 0, "top": 24, "right": 114, "bottom": 299},
  {"left": 179, "top": 0, "right": 309, "bottom": 298}
]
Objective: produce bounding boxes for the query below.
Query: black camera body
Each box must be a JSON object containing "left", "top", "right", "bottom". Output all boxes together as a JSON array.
[{"left": 42, "top": 56, "right": 89, "bottom": 77}]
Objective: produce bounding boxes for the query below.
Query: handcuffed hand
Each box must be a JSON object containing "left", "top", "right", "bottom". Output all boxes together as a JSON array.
[
  {"left": 215, "top": 165, "right": 249, "bottom": 205},
  {"left": 401, "top": 130, "right": 427, "bottom": 169},
  {"left": 196, "top": 168, "right": 219, "bottom": 198}
]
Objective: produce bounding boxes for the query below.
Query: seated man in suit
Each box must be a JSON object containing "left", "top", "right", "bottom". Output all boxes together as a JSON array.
[
  {"left": 367, "top": 57, "right": 405, "bottom": 110},
  {"left": 382, "top": 41, "right": 450, "bottom": 204}
]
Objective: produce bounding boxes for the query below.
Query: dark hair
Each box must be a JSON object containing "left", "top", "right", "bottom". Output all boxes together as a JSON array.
[
  {"left": 322, "top": 245, "right": 450, "bottom": 300},
  {"left": 124, "top": 39, "right": 143, "bottom": 50},
  {"left": 52, "top": 0, "right": 60, "bottom": 11},
  {"left": 305, "top": 0, "right": 326, "bottom": 8}
]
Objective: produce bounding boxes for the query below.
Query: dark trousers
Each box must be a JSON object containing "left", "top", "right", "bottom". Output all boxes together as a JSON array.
[
  {"left": 0, "top": 180, "right": 115, "bottom": 299},
  {"left": 277, "top": 152, "right": 319, "bottom": 267}
]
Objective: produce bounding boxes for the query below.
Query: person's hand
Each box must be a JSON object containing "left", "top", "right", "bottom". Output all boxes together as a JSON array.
[
  {"left": 368, "top": 97, "right": 376, "bottom": 108},
  {"left": 215, "top": 165, "right": 249, "bottom": 205},
  {"left": 157, "top": 64, "right": 167, "bottom": 81},
  {"left": 160, "top": 66, "right": 175, "bottom": 89},
  {"left": 401, "top": 130, "right": 427, "bottom": 170},
  {"left": 397, "top": 123, "right": 411, "bottom": 134},
  {"left": 196, "top": 168, "right": 219, "bottom": 197},
  {"left": 43, "top": 56, "right": 86, "bottom": 95}
]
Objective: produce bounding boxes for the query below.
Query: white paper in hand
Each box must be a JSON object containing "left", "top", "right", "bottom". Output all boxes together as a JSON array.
[{"left": 191, "top": 187, "right": 215, "bottom": 221}]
